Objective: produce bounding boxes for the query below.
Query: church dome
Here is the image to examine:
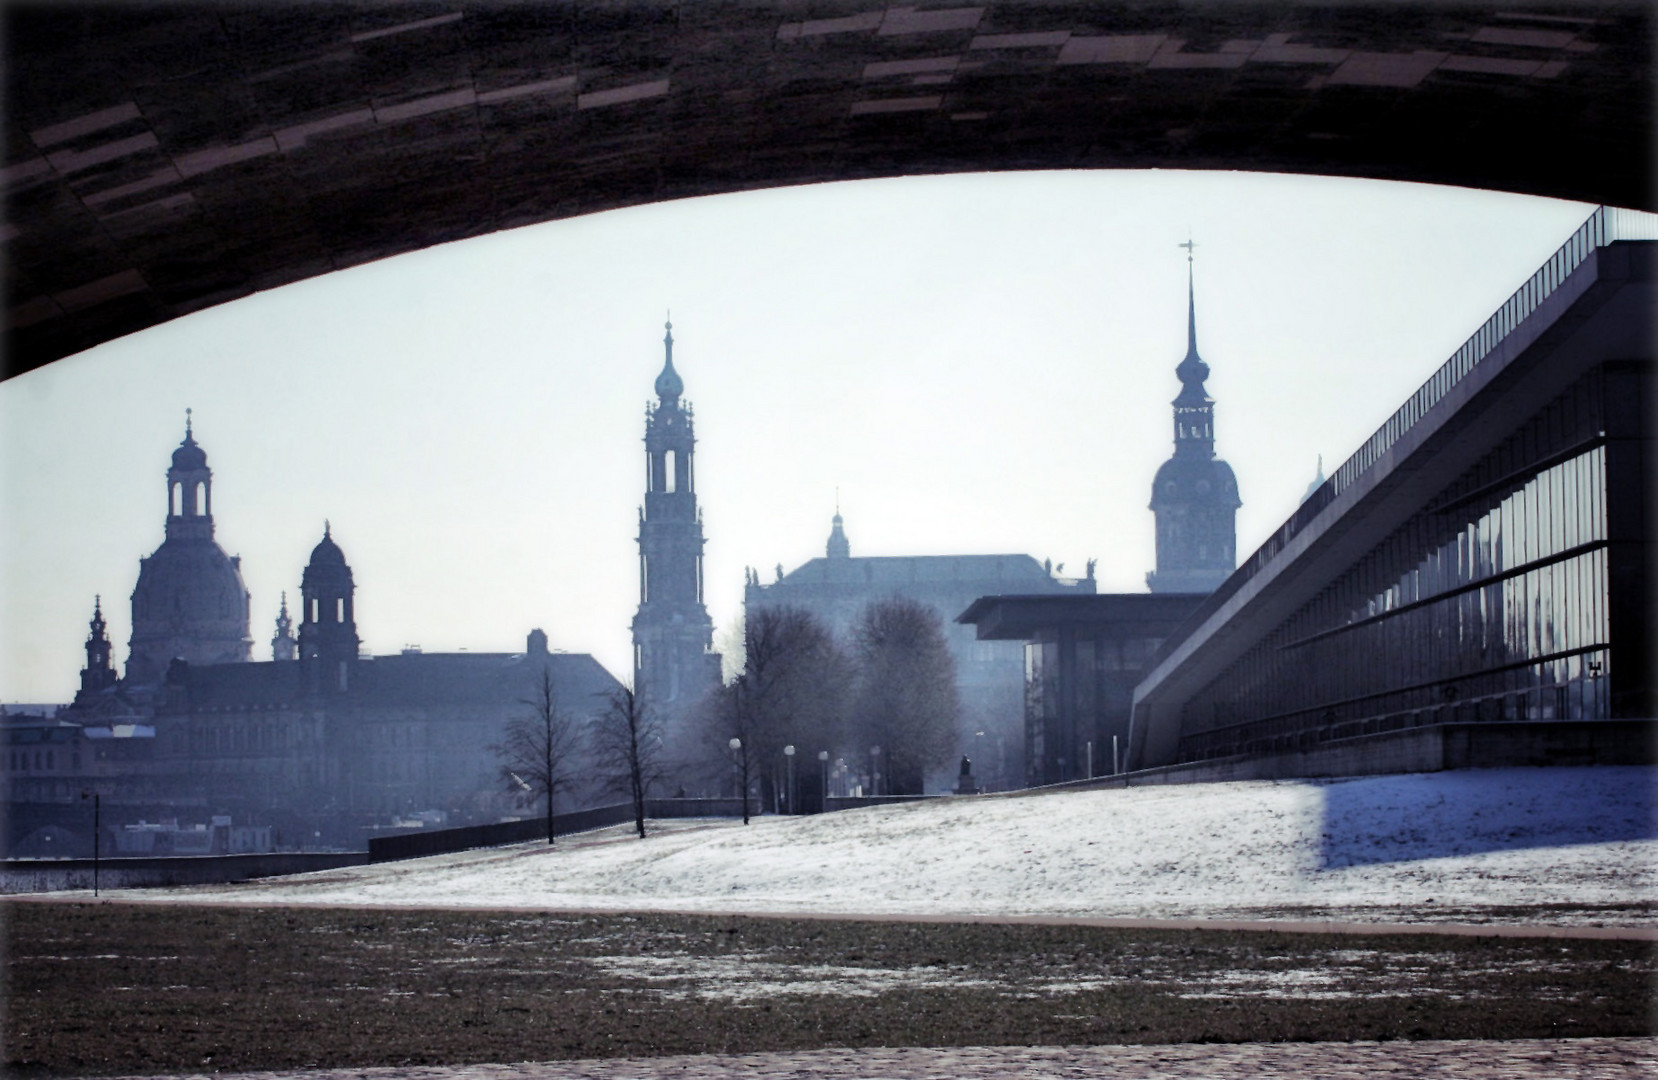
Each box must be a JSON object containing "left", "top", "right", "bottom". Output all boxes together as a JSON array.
[
  {"left": 128, "top": 535, "right": 252, "bottom": 684},
  {"left": 1150, "top": 456, "right": 1240, "bottom": 510},
  {"left": 302, "top": 525, "right": 353, "bottom": 585},
  {"left": 171, "top": 432, "right": 207, "bottom": 472}
]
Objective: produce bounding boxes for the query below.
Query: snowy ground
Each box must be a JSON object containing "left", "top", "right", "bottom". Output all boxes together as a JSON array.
[{"left": 128, "top": 767, "right": 1656, "bottom": 926}]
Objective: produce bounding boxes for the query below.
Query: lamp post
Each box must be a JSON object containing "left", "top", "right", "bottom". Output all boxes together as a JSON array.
[
  {"left": 80, "top": 788, "right": 99, "bottom": 897},
  {"left": 869, "top": 745, "right": 881, "bottom": 798},
  {"left": 818, "top": 750, "right": 829, "bottom": 809},
  {"left": 729, "top": 737, "right": 749, "bottom": 825},
  {"left": 783, "top": 744, "right": 795, "bottom": 815}
]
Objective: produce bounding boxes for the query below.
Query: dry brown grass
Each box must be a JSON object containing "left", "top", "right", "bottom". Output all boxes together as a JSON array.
[{"left": 3, "top": 901, "right": 1652, "bottom": 1076}]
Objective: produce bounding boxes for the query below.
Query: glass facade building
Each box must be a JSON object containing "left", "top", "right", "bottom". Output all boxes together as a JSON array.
[
  {"left": 1117, "top": 210, "right": 1654, "bottom": 774},
  {"left": 1175, "top": 365, "right": 1638, "bottom": 763}
]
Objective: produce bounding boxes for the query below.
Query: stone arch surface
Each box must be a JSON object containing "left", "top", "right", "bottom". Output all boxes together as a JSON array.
[{"left": 3, "top": 1, "right": 1651, "bottom": 379}]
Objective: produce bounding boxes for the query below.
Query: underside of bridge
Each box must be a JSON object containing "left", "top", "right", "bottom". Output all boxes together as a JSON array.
[{"left": 3, "top": 1, "right": 1652, "bottom": 379}]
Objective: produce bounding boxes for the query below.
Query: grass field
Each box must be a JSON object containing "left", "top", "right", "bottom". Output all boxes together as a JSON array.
[{"left": 4, "top": 901, "right": 1653, "bottom": 1076}]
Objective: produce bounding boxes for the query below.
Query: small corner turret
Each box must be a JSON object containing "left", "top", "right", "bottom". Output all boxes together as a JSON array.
[{"left": 299, "top": 522, "right": 359, "bottom": 685}]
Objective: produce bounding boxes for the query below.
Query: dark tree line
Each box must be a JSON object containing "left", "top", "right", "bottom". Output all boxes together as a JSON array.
[
  {"left": 701, "top": 598, "right": 958, "bottom": 802},
  {"left": 496, "top": 598, "right": 959, "bottom": 837},
  {"left": 851, "top": 598, "right": 959, "bottom": 796}
]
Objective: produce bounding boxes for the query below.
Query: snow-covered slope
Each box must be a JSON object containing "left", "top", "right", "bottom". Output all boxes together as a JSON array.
[{"left": 154, "top": 767, "right": 1656, "bottom": 925}]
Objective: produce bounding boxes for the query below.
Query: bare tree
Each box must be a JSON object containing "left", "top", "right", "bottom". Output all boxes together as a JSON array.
[
  {"left": 688, "top": 606, "right": 849, "bottom": 810},
  {"left": 701, "top": 679, "right": 756, "bottom": 822},
  {"left": 493, "top": 667, "right": 578, "bottom": 845},
  {"left": 852, "top": 598, "right": 959, "bottom": 795},
  {"left": 594, "top": 684, "right": 666, "bottom": 838},
  {"left": 738, "top": 605, "right": 852, "bottom": 807}
]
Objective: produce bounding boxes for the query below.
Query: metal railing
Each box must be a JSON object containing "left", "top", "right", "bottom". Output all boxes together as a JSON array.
[{"left": 1175, "top": 205, "right": 1658, "bottom": 639}]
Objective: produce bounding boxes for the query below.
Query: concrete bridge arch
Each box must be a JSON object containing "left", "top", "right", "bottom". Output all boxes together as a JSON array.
[{"left": 4, "top": 1, "right": 1650, "bottom": 378}]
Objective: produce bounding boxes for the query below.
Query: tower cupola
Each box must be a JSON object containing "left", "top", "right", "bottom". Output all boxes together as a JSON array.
[
  {"left": 299, "top": 522, "right": 358, "bottom": 679},
  {"left": 78, "top": 596, "right": 118, "bottom": 697},
  {"left": 827, "top": 504, "right": 850, "bottom": 559},
  {"left": 654, "top": 319, "right": 684, "bottom": 401},
  {"left": 166, "top": 409, "right": 214, "bottom": 541},
  {"left": 272, "top": 591, "right": 297, "bottom": 661}
]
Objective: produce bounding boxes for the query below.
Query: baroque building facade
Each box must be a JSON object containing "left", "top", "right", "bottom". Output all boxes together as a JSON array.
[
  {"left": 6, "top": 429, "right": 625, "bottom": 855},
  {"left": 148, "top": 526, "right": 621, "bottom": 849},
  {"left": 1147, "top": 246, "right": 1241, "bottom": 594},
  {"left": 630, "top": 320, "right": 721, "bottom": 734}
]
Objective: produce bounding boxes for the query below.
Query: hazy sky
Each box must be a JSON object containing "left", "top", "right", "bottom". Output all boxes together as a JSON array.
[{"left": 0, "top": 170, "right": 1594, "bottom": 703}]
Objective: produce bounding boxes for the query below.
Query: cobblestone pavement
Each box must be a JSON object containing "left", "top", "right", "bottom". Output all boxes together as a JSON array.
[{"left": 117, "top": 1039, "right": 1656, "bottom": 1079}]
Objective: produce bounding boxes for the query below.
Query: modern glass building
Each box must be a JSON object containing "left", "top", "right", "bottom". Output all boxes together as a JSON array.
[{"left": 1130, "top": 207, "right": 1655, "bottom": 773}]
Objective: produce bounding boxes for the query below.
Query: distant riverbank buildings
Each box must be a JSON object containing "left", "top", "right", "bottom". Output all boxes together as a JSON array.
[
  {"left": 6, "top": 420, "right": 621, "bottom": 856},
  {"left": 11, "top": 211, "right": 1651, "bottom": 853}
]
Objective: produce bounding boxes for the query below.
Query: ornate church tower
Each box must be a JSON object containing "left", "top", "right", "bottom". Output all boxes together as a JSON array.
[
  {"left": 631, "top": 319, "right": 718, "bottom": 727},
  {"left": 826, "top": 504, "right": 850, "bottom": 559},
  {"left": 127, "top": 413, "right": 252, "bottom": 684},
  {"left": 1147, "top": 243, "right": 1241, "bottom": 594},
  {"left": 272, "top": 592, "right": 298, "bottom": 661},
  {"left": 76, "top": 597, "right": 118, "bottom": 702},
  {"left": 299, "top": 523, "right": 358, "bottom": 683}
]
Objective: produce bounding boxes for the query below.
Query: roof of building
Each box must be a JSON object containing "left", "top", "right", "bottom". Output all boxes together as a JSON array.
[
  {"left": 765, "top": 553, "right": 1085, "bottom": 591},
  {"left": 169, "top": 649, "right": 622, "bottom": 712},
  {"left": 958, "top": 593, "right": 1209, "bottom": 639}
]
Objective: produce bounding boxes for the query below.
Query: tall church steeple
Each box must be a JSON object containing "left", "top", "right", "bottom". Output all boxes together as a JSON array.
[
  {"left": 1148, "top": 242, "right": 1241, "bottom": 594},
  {"left": 631, "top": 319, "right": 718, "bottom": 728}
]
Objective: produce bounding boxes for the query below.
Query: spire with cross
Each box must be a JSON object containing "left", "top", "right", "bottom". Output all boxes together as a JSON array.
[{"left": 1148, "top": 236, "right": 1240, "bottom": 594}]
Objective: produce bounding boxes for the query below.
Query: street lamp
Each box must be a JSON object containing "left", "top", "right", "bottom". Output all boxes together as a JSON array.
[
  {"left": 729, "top": 737, "right": 749, "bottom": 825},
  {"left": 870, "top": 745, "right": 881, "bottom": 798},
  {"left": 818, "top": 750, "right": 829, "bottom": 807},
  {"left": 783, "top": 745, "right": 795, "bottom": 815},
  {"left": 80, "top": 788, "right": 99, "bottom": 897}
]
